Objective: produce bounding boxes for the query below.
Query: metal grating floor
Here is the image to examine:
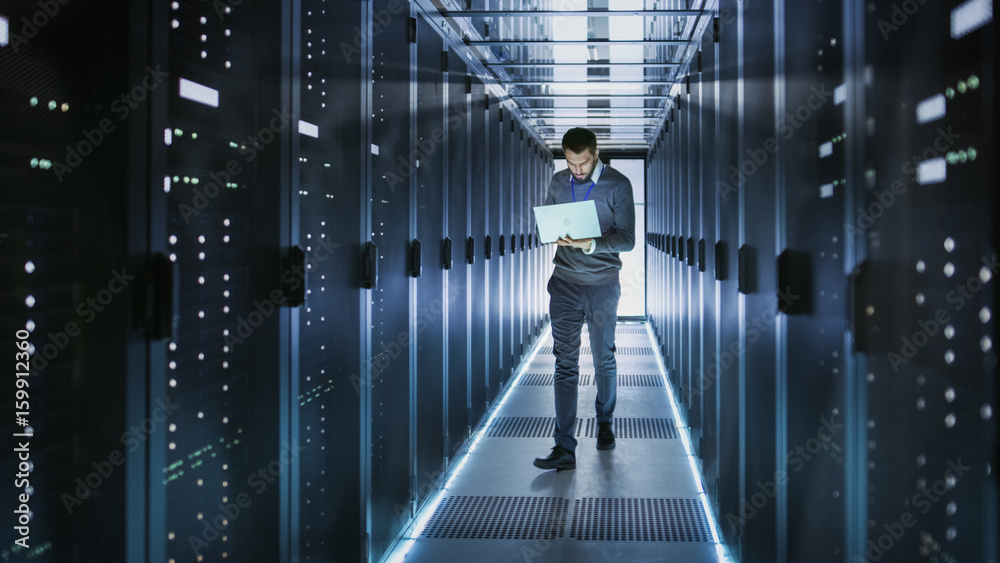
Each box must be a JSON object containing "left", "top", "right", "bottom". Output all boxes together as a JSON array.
[
  {"left": 536, "top": 346, "right": 653, "bottom": 356},
  {"left": 520, "top": 373, "right": 595, "bottom": 386},
  {"left": 486, "top": 417, "right": 679, "bottom": 439},
  {"left": 518, "top": 373, "right": 664, "bottom": 387},
  {"left": 570, "top": 498, "right": 713, "bottom": 542},
  {"left": 422, "top": 496, "right": 570, "bottom": 539},
  {"left": 400, "top": 322, "right": 722, "bottom": 563}
]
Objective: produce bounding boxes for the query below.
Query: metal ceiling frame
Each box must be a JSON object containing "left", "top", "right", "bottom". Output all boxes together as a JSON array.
[
  {"left": 439, "top": 9, "right": 705, "bottom": 17},
  {"left": 421, "top": 0, "right": 715, "bottom": 150},
  {"left": 466, "top": 39, "right": 689, "bottom": 46}
]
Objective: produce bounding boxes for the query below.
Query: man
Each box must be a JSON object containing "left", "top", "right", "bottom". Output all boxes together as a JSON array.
[{"left": 533, "top": 128, "right": 635, "bottom": 471}]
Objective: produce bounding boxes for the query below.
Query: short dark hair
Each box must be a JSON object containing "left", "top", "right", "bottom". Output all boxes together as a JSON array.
[{"left": 562, "top": 128, "right": 597, "bottom": 155}]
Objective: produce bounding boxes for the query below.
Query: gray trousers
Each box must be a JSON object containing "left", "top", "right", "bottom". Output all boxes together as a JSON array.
[{"left": 547, "top": 274, "right": 621, "bottom": 453}]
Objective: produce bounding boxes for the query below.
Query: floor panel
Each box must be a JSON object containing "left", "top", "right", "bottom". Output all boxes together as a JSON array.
[{"left": 397, "top": 322, "right": 724, "bottom": 563}]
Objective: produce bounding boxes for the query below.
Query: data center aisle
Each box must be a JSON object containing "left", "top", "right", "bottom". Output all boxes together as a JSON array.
[{"left": 400, "top": 322, "right": 726, "bottom": 563}]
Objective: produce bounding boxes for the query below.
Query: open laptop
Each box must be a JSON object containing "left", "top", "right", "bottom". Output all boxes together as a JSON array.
[{"left": 533, "top": 200, "right": 602, "bottom": 244}]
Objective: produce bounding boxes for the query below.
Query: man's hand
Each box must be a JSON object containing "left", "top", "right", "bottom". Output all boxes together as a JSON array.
[{"left": 556, "top": 236, "right": 594, "bottom": 250}]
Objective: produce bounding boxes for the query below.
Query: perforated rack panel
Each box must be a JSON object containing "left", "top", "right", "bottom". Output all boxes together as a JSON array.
[
  {"left": 862, "top": 1, "right": 996, "bottom": 561},
  {"left": 1, "top": 1, "right": 133, "bottom": 561},
  {"left": 646, "top": 1, "right": 996, "bottom": 561},
  {"left": 155, "top": 1, "right": 286, "bottom": 560},
  {"left": 295, "top": 0, "right": 366, "bottom": 559},
  {"left": 446, "top": 46, "right": 470, "bottom": 456},
  {"left": 413, "top": 13, "right": 446, "bottom": 512}
]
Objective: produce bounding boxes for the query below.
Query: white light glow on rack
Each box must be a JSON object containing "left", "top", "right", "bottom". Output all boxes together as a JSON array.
[
  {"left": 833, "top": 84, "right": 847, "bottom": 106},
  {"left": 178, "top": 78, "right": 219, "bottom": 107},
  {"left": 819, "top": 142, "right": 833, "bottom": 158},
  {"left": 917, "top": 157, "right": 947, "bottom": 185},
  {"left": 916, "top": 94, "right": 946, "bottom": 124},
  {"left": 951, "top": 0, "right": 992, "bottom": 39},
  {"left": 0, "top": 16, "right": 9, "bottom": 47},
  {"left": 298, "top": 120, "right": 319, "bottom": 138}
]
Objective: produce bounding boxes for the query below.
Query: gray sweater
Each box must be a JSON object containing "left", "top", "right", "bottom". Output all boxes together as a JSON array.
[{"left": 543, "top": 162, "right": 636, "bottom": 285}]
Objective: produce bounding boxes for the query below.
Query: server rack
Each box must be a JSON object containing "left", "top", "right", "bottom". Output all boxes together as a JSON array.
[
  {"left": 646, "top": 1, "right": 996, "bottom": 562},
  {"left": 368, "top": 1, "right": 415, "bottom": 557},
  {"left": 445, "top": 46, "right": 470, "bottom": 461},
  {"left": 413, "top": 13, "right": 446, "bottom": 514},
  {"left": 295, "top": 0, "right": 367, "bottom": 560},
  {"left": 468, "top": 77, "right": 488, "bottom": 441}
]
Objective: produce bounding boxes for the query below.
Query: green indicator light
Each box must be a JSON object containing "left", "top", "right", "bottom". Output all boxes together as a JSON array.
[
  {"left": 946, "top": 152, "right": 958, "bottom": 164},
  {"left": 229, "top": 141, "right": 238, "bottom": 148},
  {"left": 191, "top": 178, "right": 199, "bottom": 184},
  {"left": 968, "top": 75, "right": 979, "bottom": 89},
  {"left": 174, "top": 128, "right": 183, "bottom": 136},
  {"left": 48, "top": 100, "right": 57, "bottom": 110},
  {"left": 945, "top": 88, "right": 955, "bottom": 99},
  {"left": 957, "top": 81, "right": 967, "bottom": 94},
  {"left": 833, "top": 180, "right": 839, "bottom": 186},
  {"left": 957, "top": 150, "right": 967, "bottom": 163},
  {"left": 30, "top": 97, "right": 39, "bottom": 106},
  {"left": 30, "top": 158, "right": 39, "bottom": 168},
  {"left": 41, "top": 160, "right": 51, "bottom": 169},
  {"left": 968, "top": 147, "right": 977, "bottom": 161},
  {"left": 191, "top": 132, "right": 198, "bottom": 139}
]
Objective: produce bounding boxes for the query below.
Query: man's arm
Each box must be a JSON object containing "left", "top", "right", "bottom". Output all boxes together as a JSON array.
[{"left": 592, "top": 180, "right": 635, "bottom": 254}]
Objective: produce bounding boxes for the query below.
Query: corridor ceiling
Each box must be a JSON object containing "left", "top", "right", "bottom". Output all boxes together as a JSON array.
[{"left": 430, "top": 0, "right": 714, "bottom": 152}]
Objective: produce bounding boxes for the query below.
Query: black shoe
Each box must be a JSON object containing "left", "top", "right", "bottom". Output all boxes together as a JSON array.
[
  {"left": 597, "top": 422, "right": 615, "bottom": 450},
  {"left": 533, "top": 445, "right": 576, "bottom": 470}
]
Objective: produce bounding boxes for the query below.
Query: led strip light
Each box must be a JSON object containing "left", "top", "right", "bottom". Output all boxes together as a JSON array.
[
  {"left": 643, "top": 325, "right": 730, "bottom": 562},
  {"left": 384, "top": 325, "right": 552, "bottom": 562},
  {"left": 386, "top": 322, "right": 732, "bottom": 562}
]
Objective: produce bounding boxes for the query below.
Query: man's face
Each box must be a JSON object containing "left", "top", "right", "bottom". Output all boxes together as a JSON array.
[{"left": 565, "top": 147, "right": 600, "bottom": 183}]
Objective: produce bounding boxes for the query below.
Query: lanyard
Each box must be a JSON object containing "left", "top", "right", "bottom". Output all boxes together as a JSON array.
[
  {"left": 571, "top": 177, "right": 595, "bottom": 202},
  {"left": 570, "top": 160, "right": 603, "bottom": 202}
]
